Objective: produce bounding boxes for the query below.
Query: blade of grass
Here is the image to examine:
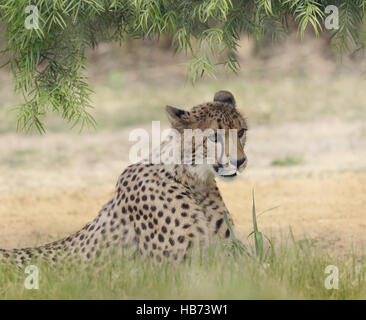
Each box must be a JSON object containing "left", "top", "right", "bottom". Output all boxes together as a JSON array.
[
  {"left": 252, "top": 189, "right": 264, "bottom": 260},
  {"left": 222, "top": 210, "right": 250, "bottom": 257}
]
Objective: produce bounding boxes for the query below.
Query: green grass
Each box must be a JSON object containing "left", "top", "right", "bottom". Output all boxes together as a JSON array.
[
  {"left": 1, "top": 236, "right": 365, "bottom": 299},
  {"left": 0, "top": 196, "right": 365, "bottom": 300},
  {"left": 271, "top": 155, "right": 304, "bottom": 167},
  {"left": 0, "top": 149, "right": 70, "bottom": 168}
]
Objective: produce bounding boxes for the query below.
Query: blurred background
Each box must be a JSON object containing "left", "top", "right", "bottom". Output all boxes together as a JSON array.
[{"left": 0, "top": 30, "right": 365, "bottom": 256}]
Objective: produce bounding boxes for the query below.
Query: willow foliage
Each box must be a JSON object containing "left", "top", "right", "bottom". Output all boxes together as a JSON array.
[{"left": 0, "top": 0, "right": 365, "bottom": 132}]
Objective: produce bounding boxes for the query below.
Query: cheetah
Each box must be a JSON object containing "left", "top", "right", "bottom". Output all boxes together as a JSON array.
[{"left": 0, "top": 90, "right": 248, "bottom": 267}]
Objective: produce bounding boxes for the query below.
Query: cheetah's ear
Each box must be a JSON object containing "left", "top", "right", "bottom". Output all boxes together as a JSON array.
[
  {"left": 214, "top": 90, "right": 236, "bottom": 106},
  {"left": 166, "top": 105, "right": 191, "bottom": 128}
]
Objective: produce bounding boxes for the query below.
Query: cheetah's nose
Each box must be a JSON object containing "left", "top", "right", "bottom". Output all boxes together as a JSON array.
[{"left": 230, "top": 157, "right": 246, "bottom": 168}]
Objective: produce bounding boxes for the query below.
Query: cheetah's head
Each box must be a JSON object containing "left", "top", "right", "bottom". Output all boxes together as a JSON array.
[{"left": 165, "top": 90, "right": 248, "bottom": 179}]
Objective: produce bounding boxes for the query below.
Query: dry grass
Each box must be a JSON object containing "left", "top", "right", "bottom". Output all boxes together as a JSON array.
[
  {"left": 221, "top": 172, "right": 366, "bottom": 257},
  {"left": 1, "top": 172, "right": 365, "bottom": 257}
]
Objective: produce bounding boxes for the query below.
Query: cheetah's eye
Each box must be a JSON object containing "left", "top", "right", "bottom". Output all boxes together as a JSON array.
[
  {"left": 238, "top": 129, "right": 246, "bottom": 138},
  {"left": 208, "top": 132, "right": 218, "bottom": 143}
]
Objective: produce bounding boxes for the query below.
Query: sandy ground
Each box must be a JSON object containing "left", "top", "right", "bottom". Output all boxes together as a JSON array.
[{"left": 0, "top": 118, "right": 365, "bottom": 256}]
